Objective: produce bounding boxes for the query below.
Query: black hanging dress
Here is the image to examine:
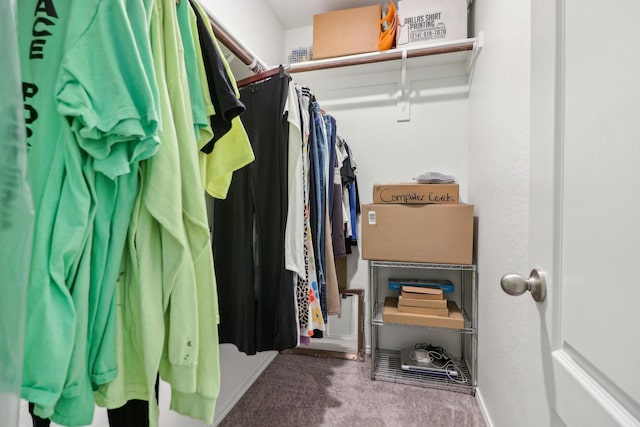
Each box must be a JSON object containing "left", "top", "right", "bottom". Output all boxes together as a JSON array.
[{"left": 212, "top": 73, "right": 297, "bottom": 355}]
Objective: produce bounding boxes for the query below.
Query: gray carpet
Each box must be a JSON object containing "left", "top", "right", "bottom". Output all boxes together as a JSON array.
[{"left": 218, "top": 353, "right": 486, "bottom": 427}]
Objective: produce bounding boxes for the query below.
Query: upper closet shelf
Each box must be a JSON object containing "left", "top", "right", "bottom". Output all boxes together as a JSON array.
[
  {"left": 288, "top": 35, "right": 482, "bottom": 76},
  {"left": 287, "top": 33, "right": 484, "bottom": 120}
]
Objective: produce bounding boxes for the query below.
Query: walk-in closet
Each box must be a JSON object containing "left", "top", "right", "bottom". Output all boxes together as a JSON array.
[{"left": 3, "top": 0, "right": 640, "bottom": 426}]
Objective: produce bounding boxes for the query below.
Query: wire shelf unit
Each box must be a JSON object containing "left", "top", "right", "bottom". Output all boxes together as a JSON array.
[{"left": 369, "top": 260, "right": 477, "bottom": 395}]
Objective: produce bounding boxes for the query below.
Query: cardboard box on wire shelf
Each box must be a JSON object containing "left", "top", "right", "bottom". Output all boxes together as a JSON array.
[
  {"left": 396, "top": 0, "right": 470, "bottom": 48},
  {"left": 373, "top": 183, "right": 459, "bottom": 205},
  {"left": 361, "top": 203, "right": 474, "bottom": 264},
  {"left": 312, "top": 5, "right": 382, "bottom": 60},
  {"left": 398, "top": 294, "right": 448, "bottom": 309},
  {"left": 383, "top": 297, "right": 464, "bottom": 329}
]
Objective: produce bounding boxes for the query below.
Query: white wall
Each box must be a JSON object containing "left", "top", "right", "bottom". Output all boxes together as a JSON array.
[
  {"left": 199, "top": 0, "right": 286, "bottom": 67},
  {"left": 284, "top": 26, "right": 313, "bottom": 64},
  {"left": 467, "top": 0, "right": 536, "bottom": 426}
]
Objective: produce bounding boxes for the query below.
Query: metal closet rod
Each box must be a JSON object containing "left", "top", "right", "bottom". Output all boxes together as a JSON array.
[
  {"left": 287, "top": 42, "right": 475, "bottom": 74},
  {"left": 207, "top": 14, "right": 268, "bottom": 73}
]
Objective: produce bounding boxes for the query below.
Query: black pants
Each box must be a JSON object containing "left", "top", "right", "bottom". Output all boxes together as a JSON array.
[
  {"left": 29, "top": 399, "right": 150, "bottom": 427},
  {"left": 213, "top": 74, "right": 297, "bottom": 355},
  {"left": 106, "top": 400, "right": 150, "bottom": 427},
  {"left": 29, "top": 378, "right": 158, "bottom": 427},
  {"left": 28, "top": 402, "right": 49, "bottom": 427},
  {"left": 106, "top": 376, "right": 159, "bottom": 427}
]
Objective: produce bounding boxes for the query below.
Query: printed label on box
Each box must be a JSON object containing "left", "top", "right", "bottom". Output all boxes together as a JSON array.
[
  {"left": 396, "top": 0, "right": 468, "bottom": 47},
  {"left": 368, "top": 210, "right": 377, "bottom": 225},
  {"left": 400, "top": 12, "right": 447, "bottom": 44}
]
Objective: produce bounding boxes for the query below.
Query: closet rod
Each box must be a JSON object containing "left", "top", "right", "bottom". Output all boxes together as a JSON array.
[
  {"left": 206, "top": 13, "right": 268, "bottom": 74},
  {"left": 286, "top": 40, "right": 475, "bottom": 74}
]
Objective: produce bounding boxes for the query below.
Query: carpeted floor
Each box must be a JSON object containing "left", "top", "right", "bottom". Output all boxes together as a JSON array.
[{"left": 218, "top": 353, "right": 486, "bottom": 427}]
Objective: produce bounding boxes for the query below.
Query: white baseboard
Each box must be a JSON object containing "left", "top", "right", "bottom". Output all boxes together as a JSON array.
[
  {"left": 212, "top": 346, "right": 277, "bottom": 426},
  {"left": 475, "top": 387, "right": 495, "bottom": 427}
]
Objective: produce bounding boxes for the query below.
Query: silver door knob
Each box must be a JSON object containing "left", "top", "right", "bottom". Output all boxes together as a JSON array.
[{"left": 500, "top": 268, "right": 547, "bottom": 302}]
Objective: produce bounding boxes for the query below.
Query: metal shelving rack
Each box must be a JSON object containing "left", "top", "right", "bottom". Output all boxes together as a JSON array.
[{"left": 369, "top": 260, "right": 478, "bottom": 395}]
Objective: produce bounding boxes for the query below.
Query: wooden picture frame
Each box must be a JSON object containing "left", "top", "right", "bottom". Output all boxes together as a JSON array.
[{"left": 281, "top": 288, "right": 365, "bottom": 362}]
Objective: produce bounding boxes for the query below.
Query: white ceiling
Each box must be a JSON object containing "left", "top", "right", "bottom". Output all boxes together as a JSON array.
[{"left": 265, "top": 0, "right": 385, "bottom": 29}]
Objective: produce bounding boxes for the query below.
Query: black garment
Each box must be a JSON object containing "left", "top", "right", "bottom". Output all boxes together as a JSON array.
[
  {"left": 106, "top": 375, "right": 159, "bottom": 427},
  {"left": 327, "top": 115, "right": 337, "bottom": 218},
  {"left": 28, "top": 402, "right": 50, "bottom": 427},
  {"left": 331, "top": 173, "right": 346, "bottom": 257},
  {"left": 189, "top": 0, "right": 245, "bottom": 153},
  {"left": 213, "top": 74, "right": 297, "bottom": 355},
  {"left": 338, "top": 138, "right": 361, "bottom": 251},
  {"left": 107, "top": 400, "right": 150, "bottom": 427},
  {"left": 327, "top": 117, "right": 346, "bottom": 258}
]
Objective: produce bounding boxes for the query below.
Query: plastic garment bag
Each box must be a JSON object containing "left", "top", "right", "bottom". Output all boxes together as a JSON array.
[{"left": 0, "top": 0, "right": 34, "bottom": 425}]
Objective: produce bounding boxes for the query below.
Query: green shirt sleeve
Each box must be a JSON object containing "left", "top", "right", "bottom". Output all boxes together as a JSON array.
[{"left": 55, "top": 0, "right": 160, "bottom": 179}]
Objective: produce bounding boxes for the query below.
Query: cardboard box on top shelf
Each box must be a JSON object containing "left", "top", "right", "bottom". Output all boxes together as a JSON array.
[
  {"left": 373, "top": 183, "right": 459, "bottom": 204},
  {"left": 361, "top": 203, "right": 474, "bottom": 264},
  {"left": 312, "top": 5, "right": 382, "bottom": 60},
  {"left": 396, "top": 0, "right": 470, "bottom": 48}
]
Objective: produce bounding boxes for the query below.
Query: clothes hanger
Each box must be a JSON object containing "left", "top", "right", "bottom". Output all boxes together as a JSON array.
[{"left": 236, "top": 64, "right": 289, "bottom": 88}]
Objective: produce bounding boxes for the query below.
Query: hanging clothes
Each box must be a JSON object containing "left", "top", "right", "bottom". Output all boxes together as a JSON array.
[
  {"left": 287, "top": 83, "right": 325, "bottom": 339},
  {"left": 19, "top": 0, "right": 160, "bottom": 425},
  {"left": 213, "top": 73, "right": 298, "bottom": 355},
  {"left": 339, "top": 137, "right": 361, "bottom": 249},
  {"left": 327, "top": 118, "right": 347, "bottom": 259},
  {"left": 284, "top": 82, "right": 305, "bottom": 284},
  {"left": 189, "top": 0, "right": 245, "bottom": 154},
  {"left": 190, "top": 0, "right": 254, "bottom": 199},
  {"left": 97, "top": 0, "right": 254, "bottom": 423},
  {"left": 321, "top": 113, "right": 341, "bottom": 317},
  {"left": 94, "top": 2, "right": 199, "bottom": 426},
  {"left": 307, "top": 95, "right": 328, "bottom": 325},
  {"left": 15, "top": 0, "right": 359, "bottom": 424},
  {"left": 305, "top": 94, "right": 343, "bottom": 325},
  {"left": 176, "top": 0, "right": 212, "bottom": 146}
]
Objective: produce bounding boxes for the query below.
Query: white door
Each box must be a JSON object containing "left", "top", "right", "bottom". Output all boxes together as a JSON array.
[{"left": 527, "top": 0, "right": 640, "bottom": 425}]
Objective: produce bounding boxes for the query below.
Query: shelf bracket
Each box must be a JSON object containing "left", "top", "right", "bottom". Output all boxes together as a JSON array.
[
  {"left": 397, "top": 49, "right": 410, "bottom": 122},
  {"left": 465, "top": 31, "right": 484, "bottom": 89}
]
